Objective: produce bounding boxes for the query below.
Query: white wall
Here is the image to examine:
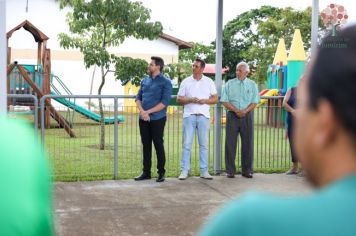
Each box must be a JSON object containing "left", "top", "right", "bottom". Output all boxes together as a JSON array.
[{"left": 113, "top": 37, "right": 178, "bottom": 56}]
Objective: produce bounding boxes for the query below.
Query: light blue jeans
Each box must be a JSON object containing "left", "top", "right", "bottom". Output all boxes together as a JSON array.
[{"left": 181, "top": 115, "right": 210, "bottom": 173}]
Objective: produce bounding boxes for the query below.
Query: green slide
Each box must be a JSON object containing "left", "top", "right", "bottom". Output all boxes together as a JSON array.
[{"left": 51, "top": 92, "right": 124, "bottom": 124}]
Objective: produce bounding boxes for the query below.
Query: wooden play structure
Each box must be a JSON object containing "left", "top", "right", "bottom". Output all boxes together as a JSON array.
[{"left": 6, "top": 20, "right": 75, "bottom": 137}]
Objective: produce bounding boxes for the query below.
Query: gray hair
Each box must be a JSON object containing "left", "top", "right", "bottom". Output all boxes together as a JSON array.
[{"left": 236, "top": 62, "right": 250, "bottom": 73}]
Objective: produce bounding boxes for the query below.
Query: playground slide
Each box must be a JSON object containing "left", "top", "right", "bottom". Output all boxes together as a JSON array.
[
  {"left": 257, "top": 89, "right": 279, "bottom": 107},
  {"left": 51, "top": 92, "right": 124, "bottom": 124}
]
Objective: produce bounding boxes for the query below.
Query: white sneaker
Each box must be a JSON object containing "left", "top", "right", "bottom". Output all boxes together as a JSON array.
[
  {"left": 178, "top": 171, "right": 189, "bottom": 180},
  {"left": 200, "top": 172, "right": 213, "bottom": 180}
]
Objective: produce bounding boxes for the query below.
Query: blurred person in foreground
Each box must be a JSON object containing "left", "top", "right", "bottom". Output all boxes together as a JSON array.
[
  {"left": 199, "top": 25, "right": 356, "bottom": 235},
  {"left": 0, "top": 117, "right": 53, "bottom": 235}
]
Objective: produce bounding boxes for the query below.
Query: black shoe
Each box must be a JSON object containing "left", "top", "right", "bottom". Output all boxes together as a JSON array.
[
  {"left": 242, "top": 173, "right": 253, "bottom": 178},
  {"left": 134, "top": 172, "right": 151, "bottom": 181},
  {"left": 156, "top": 173, "right": 165, "bottom": 182},
  {"left": 226, "top": 173, "right": 235, "bottom": 178}
]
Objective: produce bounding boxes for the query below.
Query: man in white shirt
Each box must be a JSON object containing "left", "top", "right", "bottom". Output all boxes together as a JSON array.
[{"left": 176, "top": 58, "right": 218, "bottom": 180}]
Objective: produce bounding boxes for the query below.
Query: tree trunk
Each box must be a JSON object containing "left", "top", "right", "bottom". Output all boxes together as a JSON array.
[
  {"left": 98, "top": 66, "right": 106, "bottom": 150},
  {"left": 88, "top": 65, "right": 96, "bottom": 111}
]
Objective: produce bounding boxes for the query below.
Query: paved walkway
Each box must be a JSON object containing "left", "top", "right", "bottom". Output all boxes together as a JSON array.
[{"left": 55, "top": 174, "right": 311, "bottom": 236}]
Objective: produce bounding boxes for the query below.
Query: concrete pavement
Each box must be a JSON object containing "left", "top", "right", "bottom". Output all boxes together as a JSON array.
[{"left": 54, "top": 174, "right": 311, "bottom": 236}]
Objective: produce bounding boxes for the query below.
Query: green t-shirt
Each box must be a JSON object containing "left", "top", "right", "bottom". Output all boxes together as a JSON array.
[
  {"left": 0, "top": 117, "right": 53, "bottom": 236},
  {"left": 199, "top": 175, "right": 356, "bottom": 236}
]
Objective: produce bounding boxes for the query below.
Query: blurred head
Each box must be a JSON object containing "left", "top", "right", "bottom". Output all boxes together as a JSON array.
[
  {"left": 192, "top": 58, "right": 206, "bottom": 77},
  {"left": 295, "top": 25, "right": 356, "bottom": 187},
  {"left": 0, "top": 117, "right": 53, "bottom": 235},
  {"left": 148, "top": 56, "right": 164, "bottom": 75},
  {"left": 235, "top": 62, "right": 250, "bottom": 80},
  {"left": 299, "top": 74, "right": 306, "bottom": 83}
]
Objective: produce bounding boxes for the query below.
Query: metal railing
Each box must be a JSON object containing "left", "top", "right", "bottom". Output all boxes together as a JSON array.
[
  {"left": 4, "top": 94, "right": 291, "bottom": 180},
  {"left": 34, "top": 95, "right": 291, "bottom": 181}
]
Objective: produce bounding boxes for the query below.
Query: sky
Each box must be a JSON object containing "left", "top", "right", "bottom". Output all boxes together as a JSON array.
[{"left": 139, "top": 0, "right": 355, "bottom": 44}]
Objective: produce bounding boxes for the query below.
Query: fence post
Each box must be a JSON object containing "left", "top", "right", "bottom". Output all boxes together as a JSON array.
[
  {"left": 114, "top": 98, "right": 118, "bottom": 179},
  {"left": 213, "top": 0, "right": 224, "bottom": 174}
]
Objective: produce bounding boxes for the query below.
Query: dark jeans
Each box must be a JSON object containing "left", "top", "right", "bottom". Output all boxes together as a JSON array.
[
  {"left": 287, "top": 116, "right": 297, "bottom": 163},
  {"left": 139, "top": 117, "right": 166, "bottom": 175},
  {"left": 225, "top": 111, "right": 254, "bottom": 175}
]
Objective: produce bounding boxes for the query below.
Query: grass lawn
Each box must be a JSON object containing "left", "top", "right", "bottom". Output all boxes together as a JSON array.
[{"left": 38, "top": 105, "right": 292, "bottom": 181}]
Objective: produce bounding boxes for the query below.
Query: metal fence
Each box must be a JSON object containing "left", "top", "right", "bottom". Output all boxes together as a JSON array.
[
  {"left": 7, "top": 94, "right": 38, "bottom": 138},
  {"left": 7, "top": 94, "right": 292, "bottom": 181}
]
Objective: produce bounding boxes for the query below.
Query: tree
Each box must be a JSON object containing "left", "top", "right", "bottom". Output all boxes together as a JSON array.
[
  {"left": 57, "top": 0, "right": 162, "bottom": 150},
  {"left": 163, "top": 42, "right": 215, "bottom": 86},
  {"left": 222, "top": 6, "right": 281, "bottom": 82},
  {"left": 164, "top": 62, "right": 192, "bottom": 85},
  {"left": 115, "top": 57, "right": 148, "bottom": 86},
  {"left": 222, "top": 6, "right": 325, "bottom": 83},
  {"left": 179, "top": 42, "right": 215, "bottom": 64},
  {"left": 56, "top": 0, "right": 73, "bottom": 8}
]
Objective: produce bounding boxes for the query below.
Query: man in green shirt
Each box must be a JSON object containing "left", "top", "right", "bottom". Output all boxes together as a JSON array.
[
  {"left": 0, "top": 117, "right": 53, "bottom": 235},
  {"left": 220, "top": 62, "right": 259, "bottom": 178},
  {"left": 199, "top": 26, "right": 356, "bottom": 235}
]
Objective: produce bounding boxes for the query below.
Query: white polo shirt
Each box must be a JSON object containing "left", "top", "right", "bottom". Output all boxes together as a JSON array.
[{"left": 177, "top": 75, "right": 217, "bottom": 118}]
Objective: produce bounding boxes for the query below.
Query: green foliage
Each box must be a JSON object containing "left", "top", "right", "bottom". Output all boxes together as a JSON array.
[
  {"left": 222, "top": 6, "right": 325, "bottom": 83},
  {"left": 164, "top": 42, "right": 215, "bottom": 85},
  {"left": 57, "top": 0, "right": 73, "bottom": 9},
  {"left": 222, "top": 5, "right": 282, "bottom": 82},
  {"left": 164, "top": 62, "right": 192, "bottom": 84},
  {"left": 114, "top": 57, "right": 148, "bottom": 86},
  {"left": 179, "top": 42, "right": 215, "bottom": 63}
]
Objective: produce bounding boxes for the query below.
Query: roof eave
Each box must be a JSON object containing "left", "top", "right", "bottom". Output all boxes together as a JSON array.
[{"left": 160, "top": 33, "right": 192, "bottom": 49}]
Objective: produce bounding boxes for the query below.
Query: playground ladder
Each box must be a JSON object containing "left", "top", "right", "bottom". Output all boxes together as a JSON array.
[{"left": 50, "top": 74, "right": 76, "bottom": 126}]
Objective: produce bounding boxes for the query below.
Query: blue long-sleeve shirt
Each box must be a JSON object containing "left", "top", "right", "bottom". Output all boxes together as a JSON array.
[{"left": 136, "top": 74, "right": 172, "bottom": 120}]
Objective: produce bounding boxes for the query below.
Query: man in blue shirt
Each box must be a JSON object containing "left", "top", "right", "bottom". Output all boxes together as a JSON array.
[
  {"left": 199, "top": 26, "right": 356, "bottom": 236},
  {"left": 220, "top": 62, "right": 259, "bottom": 178},
  {"left": 135, "top": 56, "right": 172, "bottom": 182}
]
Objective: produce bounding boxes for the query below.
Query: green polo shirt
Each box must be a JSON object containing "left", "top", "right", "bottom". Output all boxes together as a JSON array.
[
  {"left": 220, "top": 78, "right": 260, "bottom": 110},
  {"left": 0, "top": 117, "right": 53, "bottom": 236},
  {"left": 199, "top": 174, "right": 356, "bottom": 236}
]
